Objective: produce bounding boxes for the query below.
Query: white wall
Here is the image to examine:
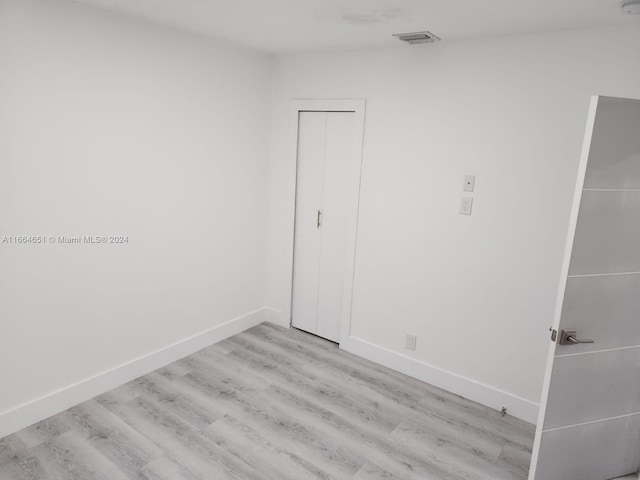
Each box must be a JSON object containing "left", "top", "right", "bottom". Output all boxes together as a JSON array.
[
  {"left": 266, "top": 25, "right": 640, "bottom": 422},
  {"left": 0, "top": 0, "right": 271, "bottom": 436}
]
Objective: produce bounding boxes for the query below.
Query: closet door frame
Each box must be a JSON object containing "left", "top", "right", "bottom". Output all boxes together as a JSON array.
[{"left": 284, "top": 99, "right": 366, "bottom": 345}]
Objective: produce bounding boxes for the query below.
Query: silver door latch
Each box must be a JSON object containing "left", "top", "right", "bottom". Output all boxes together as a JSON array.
[{"left": 559, "top": 329, "right": 594, "bottom": 346}]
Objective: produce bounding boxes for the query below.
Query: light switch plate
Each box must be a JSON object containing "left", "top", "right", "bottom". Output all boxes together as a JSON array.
[
  {"left": 463, "top": 175, "right": 475, "bottom": 192},
  {"left": 460, "top": 197, "right": 473, "bottom": 215}
]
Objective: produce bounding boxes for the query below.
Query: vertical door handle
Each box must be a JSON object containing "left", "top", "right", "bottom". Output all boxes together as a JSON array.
[{"left": 317, "top": 210, "right": 322, "bottom": 229}]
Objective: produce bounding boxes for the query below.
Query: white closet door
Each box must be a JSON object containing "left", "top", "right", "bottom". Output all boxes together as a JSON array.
[
  {"left": 292, "top": 112, "right": 326, "bottom": 336},
  {"left": 316, "top": 112, "right": 355, "bottom": 342},
  {"left": 292, "top": 111, "right": 355, "bottom": 343}
]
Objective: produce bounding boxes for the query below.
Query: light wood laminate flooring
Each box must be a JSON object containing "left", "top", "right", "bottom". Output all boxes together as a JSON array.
[{"left": 0, "top": 322, "right": 535, "bottom": 479}]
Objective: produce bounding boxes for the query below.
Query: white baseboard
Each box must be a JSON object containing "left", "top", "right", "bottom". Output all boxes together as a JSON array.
[
  {"left": 340, "top": 335, "right": 539, "bottom": 424},
  {"left": 264, "top": 307, "right": 289, "bottom": 328},
  {"left": 0, "top": 307, "right": 269, "bottom": 439}
]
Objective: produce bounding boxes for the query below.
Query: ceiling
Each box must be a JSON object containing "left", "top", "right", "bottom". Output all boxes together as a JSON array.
[{"left": 73, "top": 0, "right": 639, "bottom": 54}]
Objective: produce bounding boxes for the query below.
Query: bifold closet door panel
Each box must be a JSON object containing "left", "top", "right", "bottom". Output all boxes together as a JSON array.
[
  {"left": 292, "top": 112, "right": 326, "bottom": 335},
  {"left": 316, "top": 112, "right": 355, "bottom": 342}
]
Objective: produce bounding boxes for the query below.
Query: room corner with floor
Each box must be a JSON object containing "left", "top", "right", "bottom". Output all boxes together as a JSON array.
[{"left": 1, "top": 1, "right": 640, "bottom": 479}]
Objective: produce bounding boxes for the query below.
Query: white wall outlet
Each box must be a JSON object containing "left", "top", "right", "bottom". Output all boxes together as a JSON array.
[
  {"left": 459, "top": 197, "right": 473, "bottom": 215},
  {"left": 406, "top": 333, "right": 417, "bottom": 351},
  {"left": 463, "top": 175, "right": 475, "bottom": 192}
]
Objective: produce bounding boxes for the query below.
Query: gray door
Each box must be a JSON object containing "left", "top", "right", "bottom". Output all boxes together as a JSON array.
[{"left": 529, "top": 96, "right": 640, "bottom": 480}]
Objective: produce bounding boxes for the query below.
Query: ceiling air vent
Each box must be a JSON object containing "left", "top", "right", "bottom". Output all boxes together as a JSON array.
[
  {"left": 393, "top": 31, "right": 441, "bottom": 45},
  {"left": 622, "top": 0, "right": 640, "bottom": 14}
]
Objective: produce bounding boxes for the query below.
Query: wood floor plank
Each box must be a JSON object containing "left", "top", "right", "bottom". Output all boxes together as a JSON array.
[
  {"left": 250, "top": 324, "right": 431, "bottom": 402},
  {"left": 138, "top": 456, "right": 201, "bottom": 480},
  {"left": 250, "top": 324, "right": 534, "bottom": 449},
  {"left": 110, "top": 395, "right": 262, "bottom": 480},
  {"left": 246, "top": 326, "right": 516, "bottom": 457},
  {"left": 184, "top": 349, "right": 271, "bottom": 393},
  {"left": 495, "top": 441, "right": 533, "bottom": 480},
  {"left": 0, "top": 435, "right": 48, "bottom": 480},
  {"left": 176, "top": 368, "right": 366, "bottom": 477},
  {"left": 0, "top": 323, "right": 535, "bottom": 479},
  {"left": 352, "top": 462, "right": 400, "bottom": 479},
  {"left": 220, "top": 335, "right": 401, "bottom": 436},
  {"left": 390, "top": 421, "right": 517, "bottom": 480},
  {"left": 130, "top": 373, "right": 225, "bottom": 429},
  {"left": 32, "top": 430, "right": 130, "bottom": 480},
  {"left": 13, "top": 413, "right": 74, "bottom": 449},
  {"left": 200, "top": 415, "right": 332, "bottom": 480},
  {"left": 65, "top": 400, "right": 163, "bottom": 478},
  {"left": 259, "top": 382, "right": 454, "bottom": 480}
]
